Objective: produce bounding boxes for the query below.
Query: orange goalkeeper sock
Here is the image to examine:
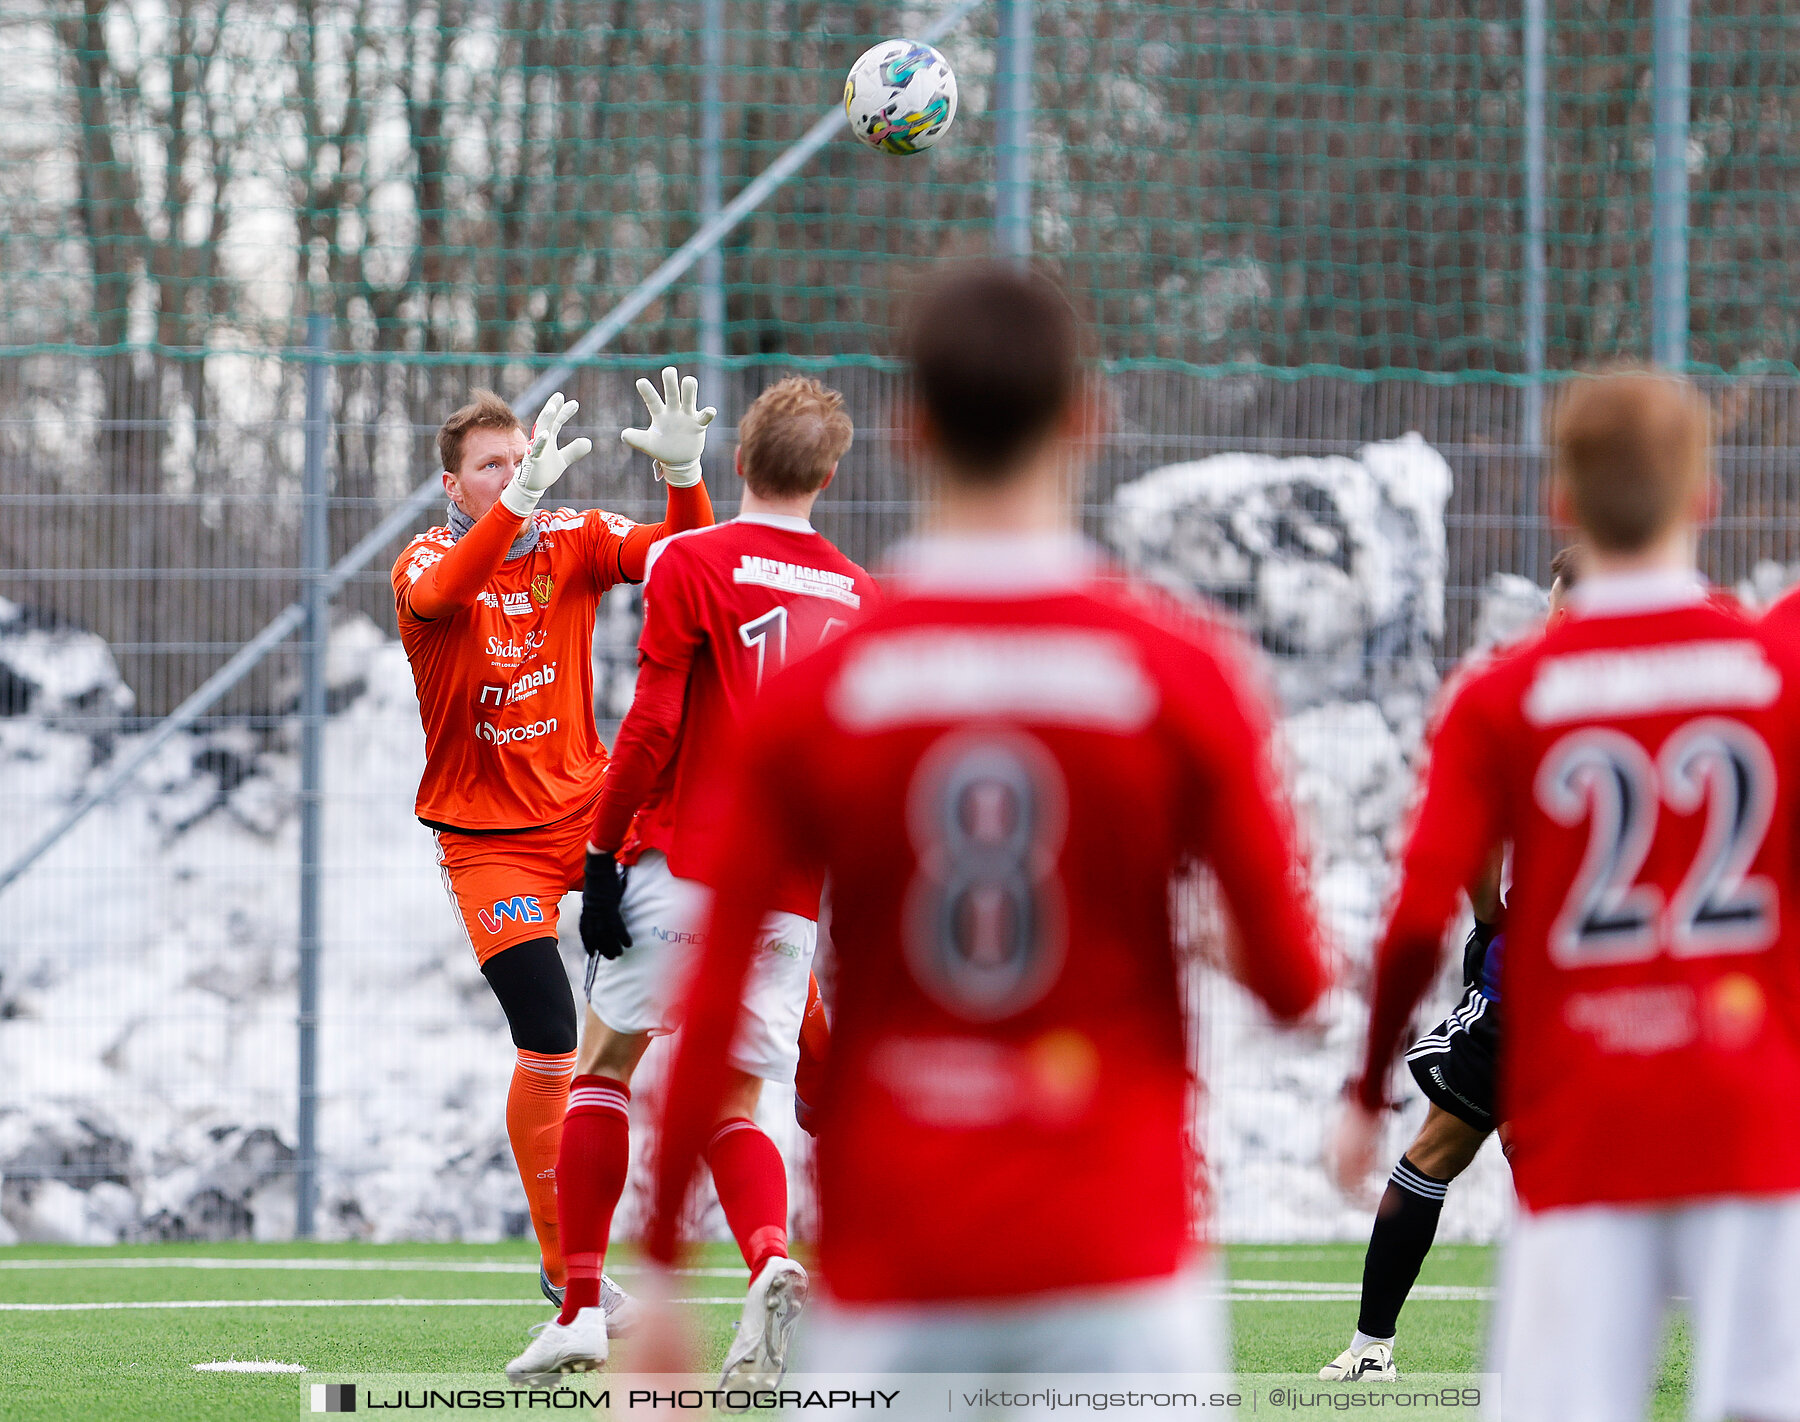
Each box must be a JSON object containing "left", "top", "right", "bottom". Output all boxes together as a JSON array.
[{"left": 507, "top": 1047, "right": 576, "bottom": 1286}]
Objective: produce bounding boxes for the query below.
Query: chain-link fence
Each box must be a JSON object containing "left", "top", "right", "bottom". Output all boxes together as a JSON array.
[
  {"left": 7, "top": 0, "right": 1800, "bottom": 1247},
  {"left": 10, "top": 3, "right": 1800, "bottom": 373}
]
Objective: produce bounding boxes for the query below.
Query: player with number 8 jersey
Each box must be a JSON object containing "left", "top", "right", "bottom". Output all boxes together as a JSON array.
[{"left": 635, "top": 266, "right": 1331, "bottom": 1377}]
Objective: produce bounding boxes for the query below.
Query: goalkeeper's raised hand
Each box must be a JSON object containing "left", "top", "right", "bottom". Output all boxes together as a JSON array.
[
  {"left": 621, "top": 366, "right": 715, "bottom": 487},
  {"left": 501, "top": 392, "right": 593, "bottom": 518}
]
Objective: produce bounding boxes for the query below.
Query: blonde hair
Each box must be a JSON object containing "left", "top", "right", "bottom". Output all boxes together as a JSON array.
[
  {"left": 737, "top": 377, "right": 854, "bottom": 497},
  {"left": 438, "top": 389, "right": 522, "bottom": 475},
  {"left": 1551, "top": 370, "right": 1711, "bottom": 553}
]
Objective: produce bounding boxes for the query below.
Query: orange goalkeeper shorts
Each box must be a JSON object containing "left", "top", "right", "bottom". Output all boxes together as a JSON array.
[{"left": 433, "top": 805, "right": 592, "bottom": 965}]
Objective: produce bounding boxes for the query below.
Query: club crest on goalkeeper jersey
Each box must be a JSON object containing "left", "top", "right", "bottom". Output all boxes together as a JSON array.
[
  {"left": 392, "top": 506, "right": 640, "bottom": 832},
  {"left": 1379, "top": 571, "right": 1800, "bottom": 1210},
  {"left": 616, "top": 513, "right": 881, "bottom": 919}
]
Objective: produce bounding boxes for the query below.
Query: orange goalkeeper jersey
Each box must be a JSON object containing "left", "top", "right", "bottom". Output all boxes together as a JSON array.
[{"left": 394, "top": 506, "right": 644, "bottom": 832}]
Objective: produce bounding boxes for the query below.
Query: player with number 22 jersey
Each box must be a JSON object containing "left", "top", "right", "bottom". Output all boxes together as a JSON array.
[
  {"left": 1348, "top": 372, "right": 1800, "bottom": 1422},
  {"left": 1366, "top": 584, "right": 1800, "bottom": 1210}
]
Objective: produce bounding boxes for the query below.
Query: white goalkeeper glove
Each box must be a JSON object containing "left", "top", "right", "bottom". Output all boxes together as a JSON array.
[
  {"left": 501, "top": 392, "right": 592, "bottom": 517},
  {"left": 621, "top": 365, "right": 716, "bottom": 488}
]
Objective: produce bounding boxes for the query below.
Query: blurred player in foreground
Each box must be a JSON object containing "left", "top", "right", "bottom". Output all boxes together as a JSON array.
[
  {"left": 633, "top": 262, "right": 1331, "bottom": 1381},
  {"left": 392, "top": 373, "right": 714, "bottom": 1314},
  {"left": 1332, "top": 371, "right": 1800, "bottom": 1422},
  {"left": 505, "top": 376, "right": 878, "bottom": 1386},
  {"left": 1321, "top": 545, "right": 1581, "bottom": 1383}
]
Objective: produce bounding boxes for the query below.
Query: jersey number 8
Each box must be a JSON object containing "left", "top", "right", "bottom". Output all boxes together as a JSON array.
[{"left": 902, "top": 729, "right": 1069, "bottom": 1021}]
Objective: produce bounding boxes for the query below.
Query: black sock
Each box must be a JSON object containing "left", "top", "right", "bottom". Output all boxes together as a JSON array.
[{"left": 1356, "top": 1155, "right": 1450, "bottom": 1340}]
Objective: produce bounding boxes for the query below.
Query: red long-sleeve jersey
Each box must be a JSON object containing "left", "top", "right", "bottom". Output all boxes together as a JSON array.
[
  {"left": 589, "top": 512, "right": 880, "bottom": 918},
  {"left": 1361, "top": 570, "right": 1800, "bottom": 1210},
  {"left": 647, "top": 532, "right": 1330, "bottom": 1303}
]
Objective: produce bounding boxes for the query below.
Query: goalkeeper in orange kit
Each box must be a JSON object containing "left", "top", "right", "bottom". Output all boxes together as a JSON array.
[{"left": 391, "top": 370, "right": 715, "bottom": 1316}]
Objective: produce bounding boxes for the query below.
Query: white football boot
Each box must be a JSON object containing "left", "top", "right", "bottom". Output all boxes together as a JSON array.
[
  {"left": 505, "top": 1308, "right": 608, "bottom": 1388},
  {"left": 1318, "top": 1339, "right": 1398, "bottom": 1382},
  {"left": 718, "top": 1257, "right": 809, "bottom": 1390},
  {"left": 600, "top": 1273, "right": 644, "bottom": 1339},
  {"left": 540, "top": 1264, "right": 640, "bottom": 1339}
]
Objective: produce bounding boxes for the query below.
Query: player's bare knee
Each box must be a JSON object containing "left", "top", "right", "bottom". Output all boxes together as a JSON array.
[
  {"left": 1406, "top": 1104, "right": 1488, "bottom": 1179},
  {"left": 715, "top": 1070, "right": 764, "bottom": 1125},
  {"left": 577, "top": 1011, "right": 649, "bottom": 1082}
]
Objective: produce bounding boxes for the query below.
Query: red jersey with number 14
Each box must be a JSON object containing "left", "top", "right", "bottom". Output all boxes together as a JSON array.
[
  {"left": 1370, "top": 571, "right": 1800, "bottom": 1211},
  {"left": 618, "top": 513, "right": 880, "bottom": 918}
]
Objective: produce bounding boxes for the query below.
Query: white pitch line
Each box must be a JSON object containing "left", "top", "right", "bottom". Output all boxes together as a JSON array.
[
  {"left": 1230, "top": 1287, "right": 1492, "bottom": 1302},
  {"left": 0, "top": 1260, "right": 1490, "bottom": 1301},
  {"left": 1230, "top": 1279, "right": 1491, "bottom": 1300},
  {"left": 0, "top": 1258, "right": 746, "bottom": 1277},
  {"left": 0, "top": 1261, "right": 1483, "bottom": 1298},
  {"left": 0, "top": 1296, "right": 747, "bottom": 1313},
  {"left": 0, "top": 1288, "right": 1492, "bottom": 1312},
  {"left": 193, "top": 1361, "right": 307, "bottom": 1372}
]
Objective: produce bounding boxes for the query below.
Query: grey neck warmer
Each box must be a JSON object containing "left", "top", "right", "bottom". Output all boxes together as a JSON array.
[{"left": 446, "top": 502, "right": 540, "bottom": 561}]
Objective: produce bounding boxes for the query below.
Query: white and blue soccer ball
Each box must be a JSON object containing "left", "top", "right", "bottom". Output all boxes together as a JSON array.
[{"left": 844, "top": 39, "right": 958, "bottom": 155}]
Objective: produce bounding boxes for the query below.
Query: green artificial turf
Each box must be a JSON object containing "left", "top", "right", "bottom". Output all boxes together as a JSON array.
[{"left": 0, "top": 1240, "right": 1689, "bottom": 1420}]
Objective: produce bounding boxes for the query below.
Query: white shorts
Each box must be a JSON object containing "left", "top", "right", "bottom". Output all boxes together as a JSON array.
[
  {"left": 797, "top": 1266, "right": 1229, "bottom": 1377},
  {"left": 585, "top": 850, "right": 816, "bottom": 1084},
  {"left": 1492, "top": 1194, "right": 1800, "bottom": 1422}
]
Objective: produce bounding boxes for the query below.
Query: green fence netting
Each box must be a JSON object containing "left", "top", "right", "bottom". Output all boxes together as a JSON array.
[{"left": 5, "top": 2, "right": 1800, "bottom": 377}]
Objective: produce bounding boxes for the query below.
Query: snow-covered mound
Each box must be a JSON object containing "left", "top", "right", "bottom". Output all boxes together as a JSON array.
[
  {"left": 0, "top": 603, "right": 802, "bottom": 1246},
  {"left": 1112, "top": 432, "right": 1450, "bottom": 730},
  {"left": 1111, "top": 436, "right": 1515, "bottom": 1243}
]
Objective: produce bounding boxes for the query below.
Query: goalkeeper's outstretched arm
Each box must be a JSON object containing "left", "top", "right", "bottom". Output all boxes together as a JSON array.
[
  {"left": 616, "top": 485, "right": 713, "bottom": 583},
  {"left": 613, "top": 366, "right": 719, "bottom": 582}
]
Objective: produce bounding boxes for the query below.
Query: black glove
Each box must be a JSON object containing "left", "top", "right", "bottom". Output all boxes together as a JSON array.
[{"left": 581, "top": 851, "right": 632, "bottom": 969}]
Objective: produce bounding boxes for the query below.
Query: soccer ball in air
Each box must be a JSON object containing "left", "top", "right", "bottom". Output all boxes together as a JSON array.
[{"left": 844, "top": 39, "right": 958, "bottom": 155}]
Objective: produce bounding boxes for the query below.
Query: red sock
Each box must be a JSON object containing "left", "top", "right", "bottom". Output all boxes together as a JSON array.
[
  {"left": 706, "top": 1117, "right": 789, "bottom": 1281},
  {"left": 556, "top": 1075, "right": 631, "bottom": 1325}
]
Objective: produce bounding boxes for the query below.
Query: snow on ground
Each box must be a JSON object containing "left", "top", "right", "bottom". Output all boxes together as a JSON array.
[
  {"left": 1, "top": 436, "right": 1524, "bottom": 1246},
  {"left": 0, "top": 598, "right": 799, "bottom": 1248}
]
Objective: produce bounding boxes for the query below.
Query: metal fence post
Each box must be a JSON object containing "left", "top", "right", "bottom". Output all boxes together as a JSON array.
[
  {"left": 296, "top": 315, "right": 329, "bottom": 1238},
  {"left": 1652, "top": 0, "right": 1690, "bottom": 370},
  {"left": 1522, "top": 0, "right": 1548, "bottom": 581},
  {"left": 996, "top": 0, "right": 1033, "bottom": 263},
  {"left": 699, "top": 0, "right": 726, "bottom": 431}
]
